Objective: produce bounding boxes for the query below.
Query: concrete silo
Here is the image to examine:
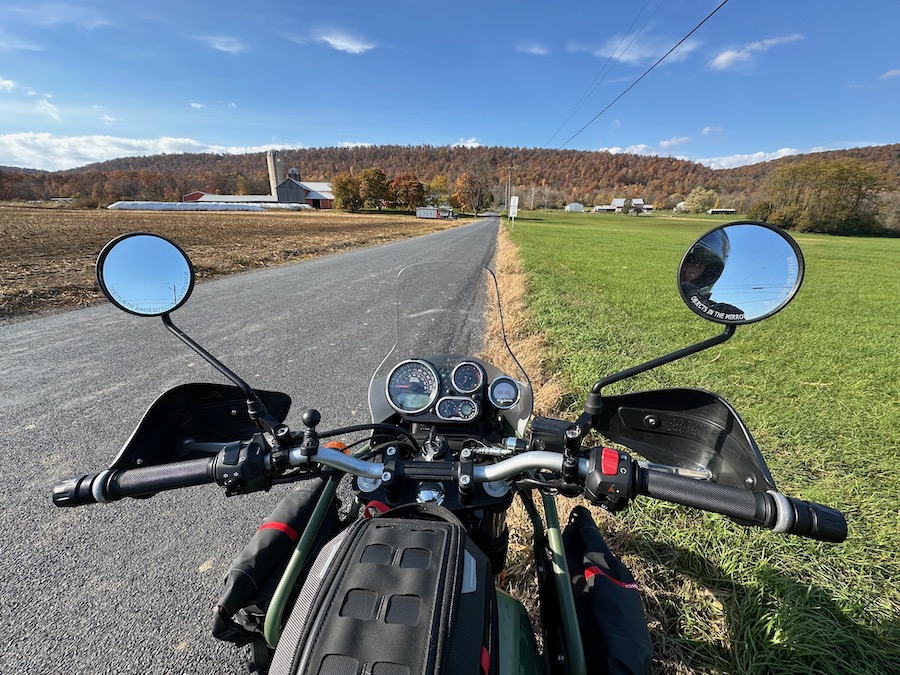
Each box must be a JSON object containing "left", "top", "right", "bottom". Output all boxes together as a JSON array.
[{"left": 266, "top": 150, "right": 287, "bottom": 195}]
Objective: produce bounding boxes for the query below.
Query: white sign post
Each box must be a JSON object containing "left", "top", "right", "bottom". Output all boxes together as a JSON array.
[{"left": 508, "top": 195, "right": 519, "bottom": 225}]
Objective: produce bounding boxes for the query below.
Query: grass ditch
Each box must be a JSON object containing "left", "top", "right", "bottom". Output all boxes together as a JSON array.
[{"left": 492, "top": 212, "right": 900, "bottom": 673}]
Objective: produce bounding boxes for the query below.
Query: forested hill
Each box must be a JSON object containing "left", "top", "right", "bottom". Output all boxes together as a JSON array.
[{"left": 2, "top": 143, "right": 899, "bottom": 208}]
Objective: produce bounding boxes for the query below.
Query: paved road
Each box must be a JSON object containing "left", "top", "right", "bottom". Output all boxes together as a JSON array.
[{"left": 0, "top": 217, "right": 498, "bottom": 673}]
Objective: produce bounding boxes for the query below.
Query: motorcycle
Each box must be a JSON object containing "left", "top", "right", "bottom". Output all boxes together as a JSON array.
[{"left": 52, "top": 220, "right": 847, "bottom": 675}]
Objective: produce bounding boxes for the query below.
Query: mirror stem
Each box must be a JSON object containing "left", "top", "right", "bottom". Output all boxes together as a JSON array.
[
  {"left": 162, "top": 314, "right": 267, "bottom": 406},
  {"left": 581, "top": 324, "right": 736, "bottom": 428}
]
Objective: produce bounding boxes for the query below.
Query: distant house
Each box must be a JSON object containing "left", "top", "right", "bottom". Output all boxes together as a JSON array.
[
  {"left": 595, "top": 198, "right": 653, "bottom": 213},
  {"left": 565, "top": 202, "right": 585, "bottom": 212},
  {"left": 707, "top": 208, "right": 736, "bottom": 215}
]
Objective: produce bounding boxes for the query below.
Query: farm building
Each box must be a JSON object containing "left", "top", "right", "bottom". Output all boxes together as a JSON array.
[
  {"left": 565, "top": 202, "right": 585, "bottom": 212},
  {"left": 182, "top": 151, "right": 334, "bottom": 208},
  {"left": 595, "top": 198, "right": 652, "bottom": 213}
]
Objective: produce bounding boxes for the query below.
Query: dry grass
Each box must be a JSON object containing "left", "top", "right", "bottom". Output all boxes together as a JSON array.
[{"left": 0, "top": 203, "right": 456, "bottom": 320}]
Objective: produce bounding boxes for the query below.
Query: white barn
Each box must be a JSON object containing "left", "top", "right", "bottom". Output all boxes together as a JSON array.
[{"left": 565, "top": 202, "right": 585, "bottom": 212}]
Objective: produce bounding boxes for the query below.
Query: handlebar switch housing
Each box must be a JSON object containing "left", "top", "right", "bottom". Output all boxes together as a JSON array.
[
  {"left": 584, "top": 447, "right": 635, "bottom": 512},
  {"left": 214, "top": 437, "right": 270, "bottom": 496}
]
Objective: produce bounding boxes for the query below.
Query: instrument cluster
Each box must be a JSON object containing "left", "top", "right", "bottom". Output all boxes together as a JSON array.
[{"left": 385, "top": 357, "right": 520, "bottom": 422}]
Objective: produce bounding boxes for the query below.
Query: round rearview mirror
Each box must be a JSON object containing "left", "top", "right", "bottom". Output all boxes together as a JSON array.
[
  {"left": 96, "top": 232, "right": 195, "bottom": 316},
  {"left": 678, "top": 221, "right": 804, "bottom": 325}
]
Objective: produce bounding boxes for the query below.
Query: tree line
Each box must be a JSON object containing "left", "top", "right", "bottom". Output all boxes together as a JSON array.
[{"left": 1, "top": 144, "right": 898, "bottom": 235}]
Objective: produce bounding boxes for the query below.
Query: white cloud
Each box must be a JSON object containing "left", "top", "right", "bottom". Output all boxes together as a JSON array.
[
  {"left": 9, "top": 4, "right": 110, "bottom": 30},
  {"left": 453, "top": 138, "right": 483, "bottom": 148},
  {"left": 696, "top": 147, "right": 800, "bottom": 169},
  {"left": 195, "top": 35, "right": 247, "bottom": 54},
  {"left": 516, "top": 41, "right": 549, "bottom": 56},
  {"left": 100, "top": 114, "right": 116, "bottom": 125},
  {"left": 0, "top": 77, "right": 14, "bottom": 92},
  {"left": 0, "top": 132, "right": 298, "bottom": 171},
  {"left": 599, "top": 144, "right": 658, "bottom": 156},
  {"left": 37, "top": 98, "right": 60, "bottom": 120},
  {"left": 879, "top": 69, "right": 900, "bottom": 80},
  {"left": 659, "top": 136, "right": 689, "bottom": 149},
  {"left": 338, "top": 141, "right": 374, "bottom": 148},
  {"left": 709, "top": 34, "right": 803, "bottom": 70},
  {"left": 189, "top": 102, "right": 205, "bottom": 109},
  {"left": 313, "top": 30, "right": 375, "bottom": 54},
  {"left": 702, "top": 125, "right": 723, "bottom": 135}
]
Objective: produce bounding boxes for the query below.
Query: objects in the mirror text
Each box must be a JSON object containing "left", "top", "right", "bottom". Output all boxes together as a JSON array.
[{"left": 690, "top": 295, "right": 745, "bottom": 323}]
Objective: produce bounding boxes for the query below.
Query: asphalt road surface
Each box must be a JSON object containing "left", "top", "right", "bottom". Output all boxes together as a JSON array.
[{"left": 0, "top": 216, "right": 499, "bottom": 674}]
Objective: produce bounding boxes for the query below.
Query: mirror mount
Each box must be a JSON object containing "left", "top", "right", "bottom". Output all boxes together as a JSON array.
[{"left": 578, "top": 324, "right": 736, "bottom": 432}]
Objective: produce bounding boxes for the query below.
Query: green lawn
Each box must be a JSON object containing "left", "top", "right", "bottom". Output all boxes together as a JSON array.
[{"left": 508, "top": 211, "right": 900, "bottom": 673}]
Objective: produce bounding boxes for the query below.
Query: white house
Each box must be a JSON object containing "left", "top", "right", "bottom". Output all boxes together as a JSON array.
[
  {"left": 595, "top": 198, "right": 652, "bottom": 213},
  {"left": 565, "top": 202, "right": 585, "bottom": 212}
]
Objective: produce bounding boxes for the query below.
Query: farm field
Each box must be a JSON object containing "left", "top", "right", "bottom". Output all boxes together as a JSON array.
[
  {"left": 0, "top": 203, "right": 456, "bottom": 320},
  {"left": 506, "top": 211, "right": 900, "bottom": 673}
]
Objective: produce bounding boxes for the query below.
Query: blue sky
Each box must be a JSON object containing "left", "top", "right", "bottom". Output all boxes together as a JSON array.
[{"left": 1, "top": 0, "right": 898, "bottom": 171}]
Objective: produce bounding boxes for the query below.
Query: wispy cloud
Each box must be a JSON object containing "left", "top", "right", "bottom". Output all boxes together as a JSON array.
[
  {"left": 313, "top": 30, "right": 375, "bottom": 54},
  {"left": 659, "top": 136, "right": 690, "bottom": 149},
  {"left": 37, "top": 98, "right": 60, "bottom": 120},
  {"left": 189, "top": 102, "right": 206, "bottom": 109},
  {"left": 569, "top": 36, "right": 699, "bottom": 65},
  {"left": 878, "top": 69, "right": 900, "bottom": 80},
  {"left": 195, "top": 35, "right": 247, "bottom": 54},
  {"left": 516, "top": 41, "right": 550, "bottom": 56},
  {"left": 0, "top": 77, "right": 14, "bottom": 92},
  {"left": 702, "top": 125, "right": 724, "bottom": 135},
  {"left": 8, "top": 3, "right": 110, "bottom": 30},
  {"left": 0, "top": 132, "right": 300, "bottom": 171},
  {"left": 339, "top": 141, "right": 374, "bottom": 148},
  {"left": 100, "top": 114, "right": 116, "bottom": 125},
  {"left": 709, "top": 34, "right": 803, "bottom": 70},
  {"left": 696, "top": 147, "right": 800, "bottom": 169},
  {"left": 453, "top": 137, "right": 483, "bottom": 148}
]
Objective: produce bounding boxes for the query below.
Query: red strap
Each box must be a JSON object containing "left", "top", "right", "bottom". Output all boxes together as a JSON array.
[
  {"left": 480, "top": 646, "right": 490, "bottom": 674},
  {"left": 584, "top": 564, "right": 639, "bottom": 591},
  {"left": 258, "top": 521, "right": 299, "bottom": 543},
  {"left": 362, "top": 500, "right": 391, "bottom": 518}
]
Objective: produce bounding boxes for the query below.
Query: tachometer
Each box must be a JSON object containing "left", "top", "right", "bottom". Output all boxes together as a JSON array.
[
  {"left": 386, "top": 359, "right": 440, "bottom": 414},
  {"left": 451, "top": 361, "right": 485, "bottom": 394}
]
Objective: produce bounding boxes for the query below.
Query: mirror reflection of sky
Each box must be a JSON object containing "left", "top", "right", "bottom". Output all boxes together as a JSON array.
[
  {"left": 708, "top": 225, "right": 800, "bottom": 318},
  {"left": 102, "top": 235, "right": 191, "bottom": 314}
]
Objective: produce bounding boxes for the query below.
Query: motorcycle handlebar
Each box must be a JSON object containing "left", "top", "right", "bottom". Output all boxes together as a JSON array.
[
  {"left": 52, "top": 445, "right": 847, "bottom": 543},
  {"left": 52, "top": 458, "right": 217, "bottom": 507}
]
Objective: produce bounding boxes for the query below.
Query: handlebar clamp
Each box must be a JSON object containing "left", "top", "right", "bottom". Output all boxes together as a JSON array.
[{"left": 584, "top": 447, "right": 635, "bottom": 512}]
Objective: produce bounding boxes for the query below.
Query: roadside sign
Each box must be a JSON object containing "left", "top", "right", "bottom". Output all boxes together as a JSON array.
[{"left": 509, "top": 195, "right": 519, "bottom": 218}]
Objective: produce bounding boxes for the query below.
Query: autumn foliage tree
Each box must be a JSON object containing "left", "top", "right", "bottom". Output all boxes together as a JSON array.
[
  {"left": 332, "top": 172, "right": 363, "bottom": 212},
  {"left": 391, "top": 174, "right": 425, "bottom": 211},
  {"left": 359, "top": 167, "right": 391, "bottom": 211},
  {"left": 453, "top": 171, "right": 492, "bottom": 216},
  {"left": 759, "top": 158, "right": 888, "bottom": 235}
]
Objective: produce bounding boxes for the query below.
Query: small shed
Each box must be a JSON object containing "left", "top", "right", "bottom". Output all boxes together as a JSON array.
[{"left": 565, "top": 202, "right": 585, "bottom": 212}]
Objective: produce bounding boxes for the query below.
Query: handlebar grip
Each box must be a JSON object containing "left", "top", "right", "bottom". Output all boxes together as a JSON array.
[
  {"left": 639, "top": 469, "right": 773, "bottom": 525},
  {"left": 52, "top": 458, "right": 217, "bottom": 507},
  {"left": 637, "top": 469, "right": 847, "bottom": 543}
]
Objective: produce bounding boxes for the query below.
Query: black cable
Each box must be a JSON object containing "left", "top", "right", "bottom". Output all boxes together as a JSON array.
[{"left": 558, "top": 0, "right": 731, "bottom": 149}]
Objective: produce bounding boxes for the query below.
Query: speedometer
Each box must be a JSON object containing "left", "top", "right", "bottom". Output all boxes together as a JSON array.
[{"left": 386, "top": 359, "right": 440, "bottom": 414}]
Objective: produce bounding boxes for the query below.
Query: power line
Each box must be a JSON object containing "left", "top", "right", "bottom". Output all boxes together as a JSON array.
[
  {"left": 557, "top": 0, "right": 731, "bottom": 150},
  {"left": 544, "top": 0, "right": 662, "bottom": 147}
]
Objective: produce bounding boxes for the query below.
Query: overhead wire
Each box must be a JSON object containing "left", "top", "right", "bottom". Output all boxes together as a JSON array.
[
  {"left": 544, "top": 0, "right": 660, "bottom": 146},
  {"left": 557, "top": 0, "right": 731, "bottom": 150}
]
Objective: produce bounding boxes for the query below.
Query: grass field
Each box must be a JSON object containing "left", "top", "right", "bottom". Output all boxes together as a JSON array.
[
  {"left": 506, "top": 211, "right": 900, "bottom": 673},
  {"left": 0, "top": 203, "right": 455, "bottom": 320}
]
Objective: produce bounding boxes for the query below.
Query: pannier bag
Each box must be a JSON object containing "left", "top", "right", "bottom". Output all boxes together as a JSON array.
[
  {"left": 269, "top": 503, "right": 499, "bottom": 675},
  {"left": 563, "top": 506, "right": 653, "bottom": 675}
]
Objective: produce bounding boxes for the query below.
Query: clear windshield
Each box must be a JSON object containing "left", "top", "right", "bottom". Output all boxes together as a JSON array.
[{"left": 369, "top": 262, "right": 533, "bottom": 435}]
